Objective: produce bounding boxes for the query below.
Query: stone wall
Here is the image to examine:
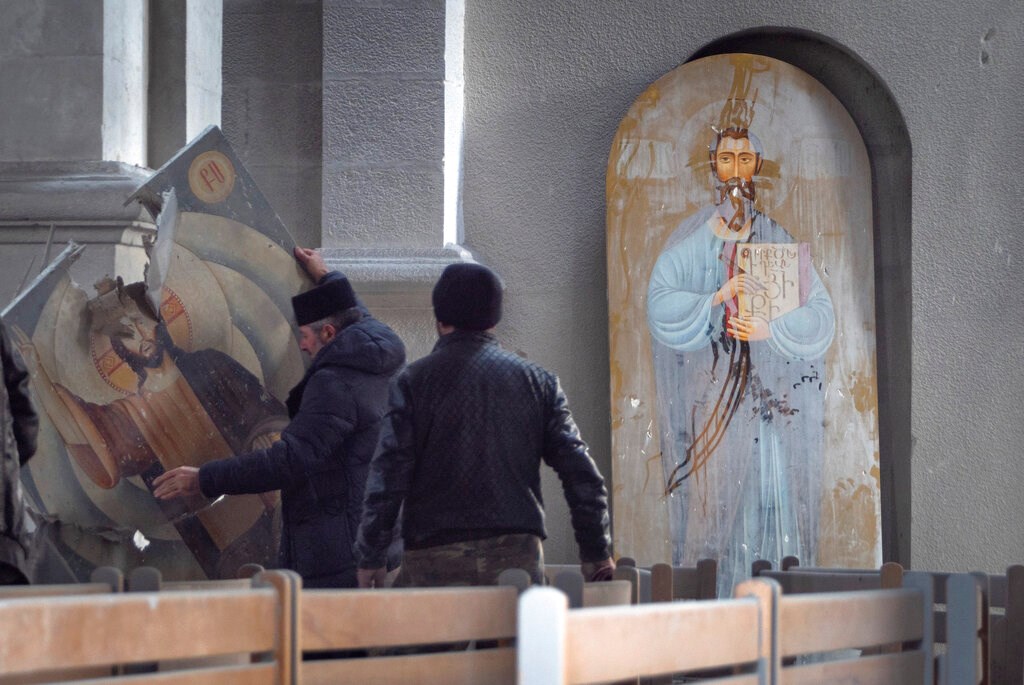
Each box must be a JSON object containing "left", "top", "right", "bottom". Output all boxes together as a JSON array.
[
  {"left": 461, "top": 0, "right": 1024, "bottom": 569},
  {"left": 222, "top": 0, "right": 323, "bottom": 249}
]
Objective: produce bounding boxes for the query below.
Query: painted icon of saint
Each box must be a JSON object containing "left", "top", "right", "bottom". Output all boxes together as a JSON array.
[
  {"left": 647, "top": 126, "right": 835, "bottom": 595},
  {"left": 14, "top": 277, "right": 288, "bottom": 579}
]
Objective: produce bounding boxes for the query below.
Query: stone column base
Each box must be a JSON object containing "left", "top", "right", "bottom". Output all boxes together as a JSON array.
[{"left": 0, "top": 162, "right": 155, "bottom": 306}]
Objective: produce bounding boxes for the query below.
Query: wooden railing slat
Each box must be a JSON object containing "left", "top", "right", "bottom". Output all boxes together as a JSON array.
[
  {"left": 780, "top": 651, "right": 925, "bottom": 685},
  {"left": 301, "top": 586, "right": 517, "bottom": 651},
  {"left": 778, "top": 590, "right": 924, "bottom": 655},
  {"left": 0, "top": 590, "right": 277, "bottom": 675},
  {"left": 564, "top": 600, "right": 761, "bottom": 681},
  {"left": 302, "top": 647, "right": 515, "bottom": 685}
]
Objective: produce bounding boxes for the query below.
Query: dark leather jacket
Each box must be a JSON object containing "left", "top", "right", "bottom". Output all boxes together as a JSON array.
[
  {"left": 0, "top": 320, "right": 39, "bottom": 579},
  {"left": 356, "top": 330, "right": 611, "bottom": 568}
]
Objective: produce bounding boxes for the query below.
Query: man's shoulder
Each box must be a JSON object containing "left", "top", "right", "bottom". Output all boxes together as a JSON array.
[
  {"left": 350, "top": 313, "right": 399, "bottom": 338},
  {"left": 299, "top": 363, "right": 361, "bottom": 411},
  {"left": 319, "top": 317, "right": 406, "bottom": 376},
  {"left": 419, "top": 342, "right": 554, "bottom": 384}
]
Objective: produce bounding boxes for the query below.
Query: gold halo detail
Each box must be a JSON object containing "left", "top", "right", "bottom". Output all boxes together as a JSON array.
[{"left": 88, "top": 288, "right": 193, "bottom": 395}]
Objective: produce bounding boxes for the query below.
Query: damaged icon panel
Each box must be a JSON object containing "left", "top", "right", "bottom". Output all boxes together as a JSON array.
[{"left": 4, "top": 127, "right": 311, "bottom": 580}]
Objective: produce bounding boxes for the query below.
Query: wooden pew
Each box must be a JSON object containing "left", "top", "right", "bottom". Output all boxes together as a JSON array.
[
  {"left": 941, "top": 572, "right": 986, "bottom": 685},
  {"left": 753, "top": 559, "right": 904, "bottom": 594},
  {"left": 989, "top": 565, "right": 1024, "bottom": 685},
  {"left": 650, "top": 559, "right": 718, "bottom": 601},
  {"left": 937, "top": 565, "right": 1024, "bottom": 685},
  {"left": 0, "top": 566, "right": 122, "bottom": 599},
  {"left": 610, "top": 566, "right": 648, "bottom": 604},
  {"left": 776, "top": 573, "right": 935, "bottom": 685},
  {"left": 549, "top": 571, "right": 633, "bottom": 609},
  {"left": 756, "top": 560, "right": 1024, "bottom": 685},
  {"left": 612, "top": 557, "right": 717, "bottom": 602},
  {"left": 0, "top": 567, "right": 124, "bottom": 684},
  {"left": 520, "top": 573, "right": 937, "bottom": 685},
  {"left": 300, "top": 585, "right": 519, "bottom": 685},
  {"left": 517, "top": 579, "right": 778, "bottom": 684},
  {"left": 543, "top": 564, "right": 581, "bottom": 585},
  {"left": 127, "top": 566, "right": 259, "bottom": 592},
  {"left": 124, "top": 567, "right": 273, "bottom": 674},
  {"left": 0, "top": 569, "right": 298, "bottom": 685}
]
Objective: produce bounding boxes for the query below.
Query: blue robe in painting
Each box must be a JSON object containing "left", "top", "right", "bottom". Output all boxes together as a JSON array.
[{"left": 647, "top": 205, "right": 835, "bottom": 596}]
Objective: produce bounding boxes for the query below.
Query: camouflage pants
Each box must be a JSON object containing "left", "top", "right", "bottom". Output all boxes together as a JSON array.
[{"left": 394, "top": 533, "right": 544, "bottom": 587}]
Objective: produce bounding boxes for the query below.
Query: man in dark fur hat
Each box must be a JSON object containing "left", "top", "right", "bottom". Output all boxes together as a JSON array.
[
  {"left": 156, "top": 247, "right": 406, "bottom": 588},
  {"left": 355, "top": 262, "right": 613, "bottom": 588}
]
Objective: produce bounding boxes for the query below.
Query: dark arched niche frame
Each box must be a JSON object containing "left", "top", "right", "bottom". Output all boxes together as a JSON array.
[{"left": 690, "top": 30, "right": 912, "bottom": 565}]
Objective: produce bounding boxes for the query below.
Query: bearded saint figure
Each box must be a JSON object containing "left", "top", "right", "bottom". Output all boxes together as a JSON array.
[
  {"left": 647, "top": 127, "right": 836, "bottom": 595},
  {"left": 15, "top": 278, "right": 288, "bottom": 578}
]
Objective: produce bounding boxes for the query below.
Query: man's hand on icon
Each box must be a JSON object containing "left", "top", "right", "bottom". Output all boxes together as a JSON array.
[
  {"left": 153, "top": 466, "right": 201, "bottom": 500},
  {"left": 293, "top": 246, "right": 329, "bottom": 283}
]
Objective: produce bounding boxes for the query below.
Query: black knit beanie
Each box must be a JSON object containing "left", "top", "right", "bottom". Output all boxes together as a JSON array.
[
  {"left": 292, "top": 278, "right": 357, "bottom": 326},
  {"left": 432, "top": 263, "right": 503, "bottom": 331}
]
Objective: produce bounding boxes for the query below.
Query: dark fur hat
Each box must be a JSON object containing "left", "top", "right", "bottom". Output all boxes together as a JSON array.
[
  {"left": 292, "top": 278, "right": 357, "bottom": 326},
  {"left": 432, "top": 263, "right": 503, "bottom": 331}
]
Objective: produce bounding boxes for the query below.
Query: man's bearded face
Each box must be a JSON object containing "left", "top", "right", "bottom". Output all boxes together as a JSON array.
[
  {"left": 114, "top": 316, "right": 165, "bottom": 367},
  {"left": 713, "top": 136, "right": 759, "bottom": 232}
]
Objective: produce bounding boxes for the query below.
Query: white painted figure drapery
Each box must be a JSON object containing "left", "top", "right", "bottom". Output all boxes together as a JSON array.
[{"left": 648, "top": 202, "right": 834, "bottom": 596}]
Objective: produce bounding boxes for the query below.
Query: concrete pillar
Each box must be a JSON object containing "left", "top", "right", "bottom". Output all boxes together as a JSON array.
[
  {"left": 0, "top": 0, "right": 151, "bottom": 303},
  {"left": 0, "top": 0, "right": 224, "bottom": 306},
  {"left": 221, "top": 0, "right": 322, "bottom": 249},
  {"left": 318, "top": 0, "right": 471, "bottom": 360},
  {"left": 148, "top": 0, "right": 223, "bottom": 168},
  {"left": 0, "top": 0, "right": 146, "bottom": 165}
]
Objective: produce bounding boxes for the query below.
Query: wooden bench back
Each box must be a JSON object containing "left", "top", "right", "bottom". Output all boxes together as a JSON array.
[
  {"left": 299, "top": 585, "right": 519, "bottom": 685},
  {"left": 517, "top": 579, "right": 777, "bottom": 684},
  {"left": 755, "top": 561, "right": 904, "bottom": 594},
  {"left": 777, "top": 573, "right": 934, "bottom": 685},
  {"left": 128, "top": 566, "right": 259, "bottom": 593},
  {"left": 0, "top": 566, "right": 123, "bottom": 600},
  {"left": 989, "top": 564, "right": 1024, "bottom": 685},
  {"left": 934, "top": 565, "right": 1024, "bottom": 685},
  {"left": 543, "top": 564, "right": 579, "bottom": 585},
  {"left": 0, "top": 570, "right": 298, "bottom": 685},
  {"left": 0, "top": 567, "right": 125, "bottom": 684},
  {"left": 650, "top": 559, "right": 717, "bottom": 601},
  {"left": 615, "top": 557, "right": 716, "bottom": 601},
  {"left": 758, "top": 557, "right": 1024, "bottom": 685},
  {"left": 611, "top": 566, "right": 648, "bottom": 603},
  {"left": 550, "top": 572, "right": 633, "bottom": 609}
]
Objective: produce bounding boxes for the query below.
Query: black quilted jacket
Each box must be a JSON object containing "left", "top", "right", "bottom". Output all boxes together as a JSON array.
[{"left": 356, "top": 330, "right": 611, "bottom": 568}]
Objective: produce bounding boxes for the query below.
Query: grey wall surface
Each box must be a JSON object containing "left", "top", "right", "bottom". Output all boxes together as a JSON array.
[
  {"left": 321, "top": 0, "right": 446, "bottom": 250},
  {"left": 0, "top": 0, "right": 105, "bottom": 162},
  {"left": 461, "top": 0, "right": 1024, "bottom": 569},
  {"left": 222, "top": 0, "right": 323, "bottom": 248}
]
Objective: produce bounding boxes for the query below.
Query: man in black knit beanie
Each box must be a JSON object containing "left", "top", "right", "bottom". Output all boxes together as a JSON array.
[{"left": 356, "top": 262, "right": 614, "bottom": 588}]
